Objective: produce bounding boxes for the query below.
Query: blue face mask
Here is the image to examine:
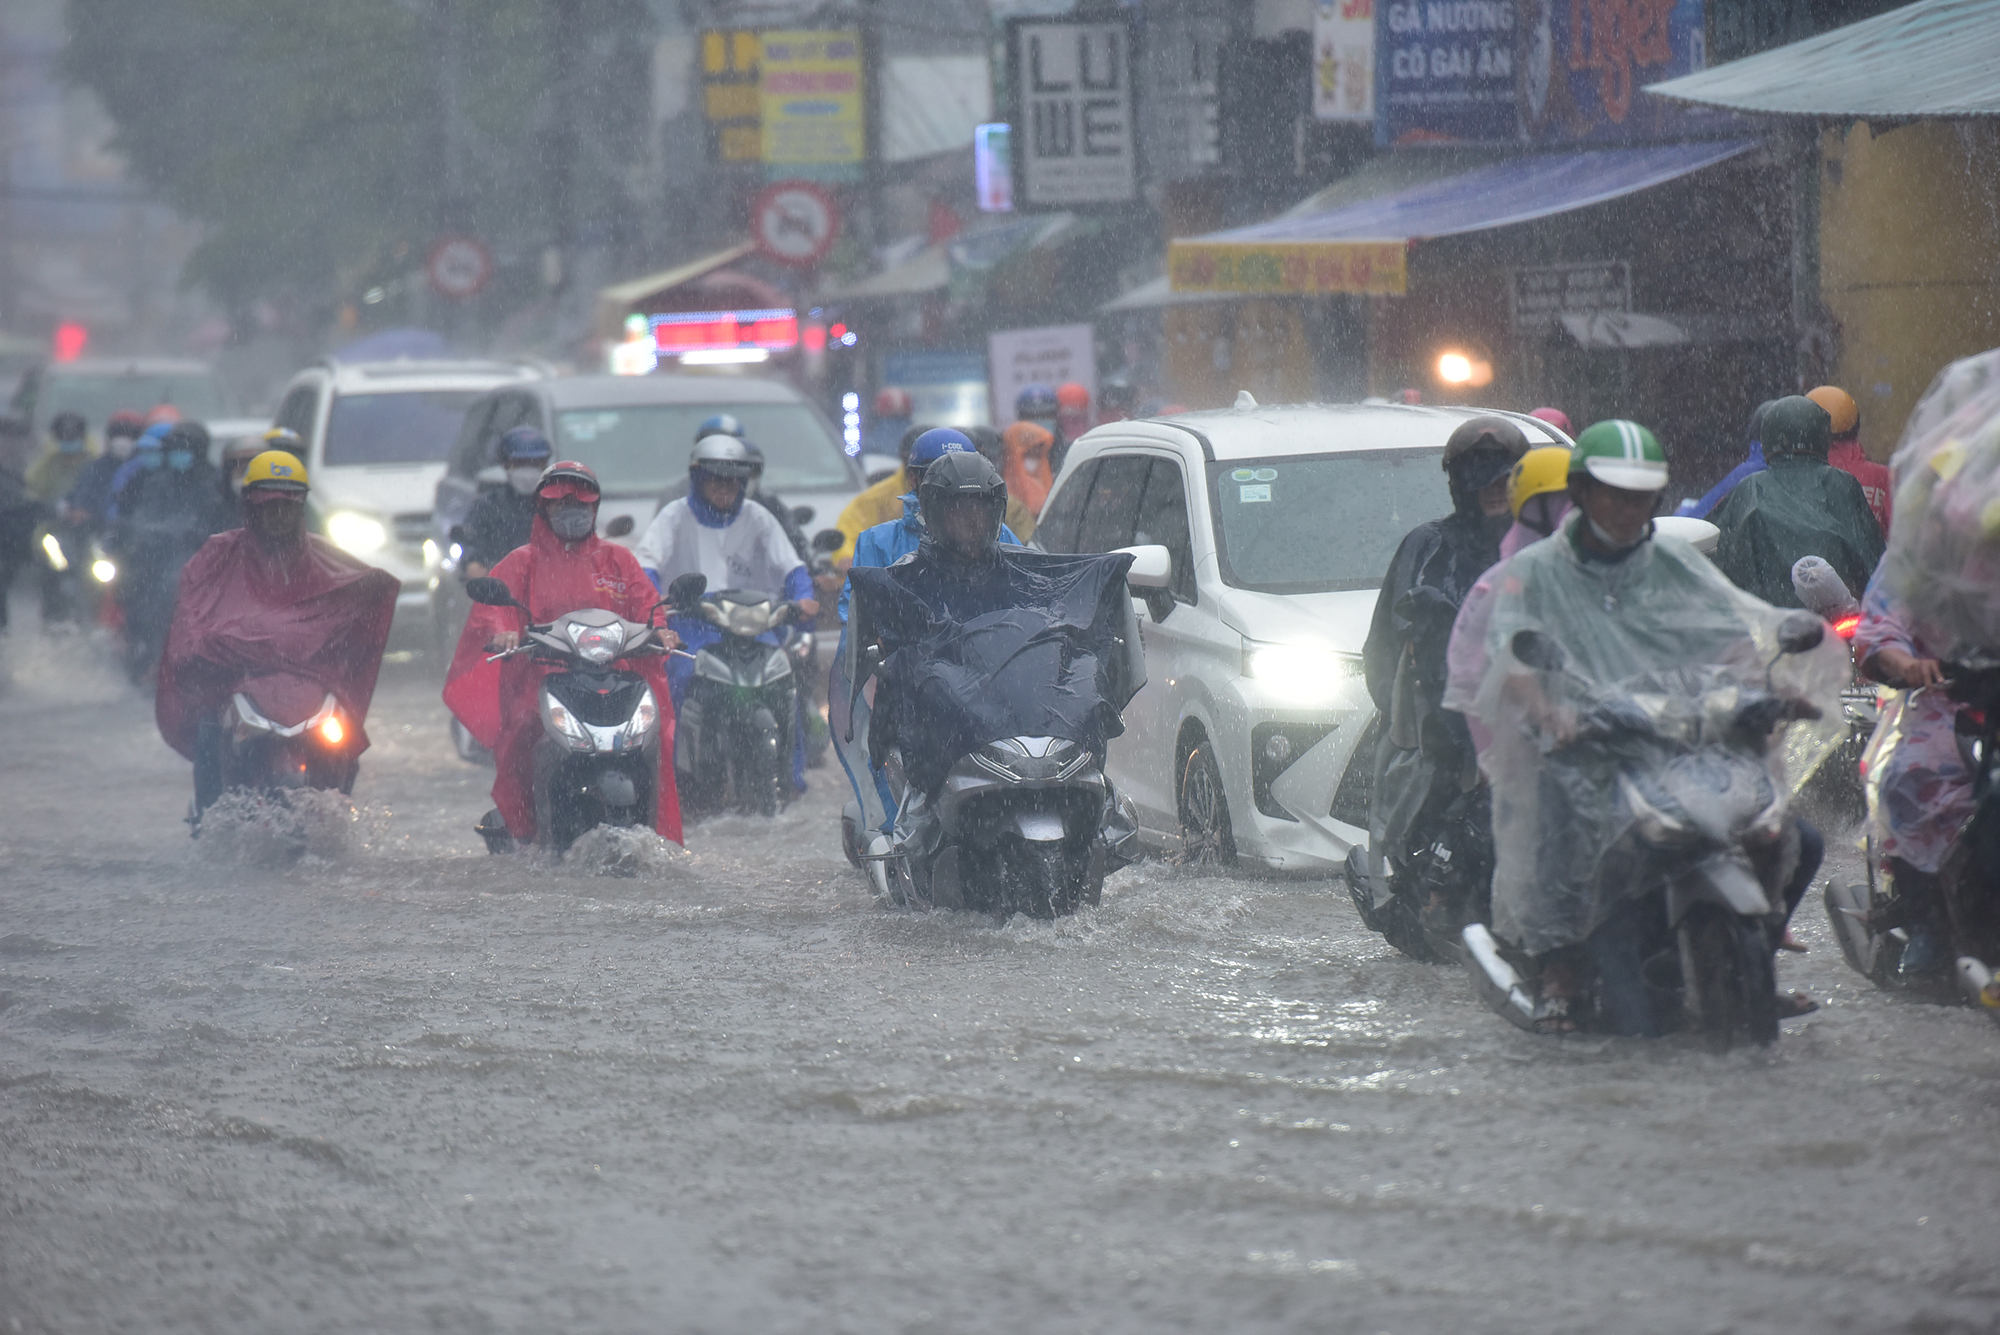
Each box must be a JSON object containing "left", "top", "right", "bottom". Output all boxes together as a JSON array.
[
  {"left": 137, "top": 449, "right": 164, "bottom": 471},
  {"left": 57, "top": 436, "right": 84, "bottom": 454},
  {"left": 166, "top": 449, "right": 195, "bottom": 472}
]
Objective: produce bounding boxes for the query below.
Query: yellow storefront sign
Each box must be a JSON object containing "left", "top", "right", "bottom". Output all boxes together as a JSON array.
[
  {"left": 760, "top": 29, "right": 865, "bottom": 167},
  {"left": 1167, "top": 240, "right": 1407, "bottom": 296}
]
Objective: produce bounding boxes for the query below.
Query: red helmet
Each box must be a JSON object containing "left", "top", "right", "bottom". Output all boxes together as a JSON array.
[
  {"left": 143, "top": 403, "right": 183, "bottom": 427},
  {"left": 536, "top": 459, "right": 600, "bottom": 501},
  {"left": 1055, "top": 381, "right": 1091, "bottom": 410},
  {"left": 1528, "top": 406, "right": 1573, "bottom": 435},
  {"left": 873, "top": 387, "right": 912, "bottom": 417}
]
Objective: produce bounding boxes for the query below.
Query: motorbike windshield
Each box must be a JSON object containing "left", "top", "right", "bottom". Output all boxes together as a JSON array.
[
  {"left": 1456, "top": 511, "right": 1848, "bottom": 956},
  {"left": 849, "top": 550, "right": 1143, "bottom": 799}
]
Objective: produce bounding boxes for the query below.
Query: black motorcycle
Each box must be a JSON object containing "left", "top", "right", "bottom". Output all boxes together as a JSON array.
[
  {"left": 1462, "top": 619, "right": 1827, "bottom": 1049},
  {"left": 664, "top": 573, "right": 803, "bottom": 819},
  {"left": 1825, "top": 663, "right": 2000, "bottom": 1022},
  {"left": 464, "top": 576, "right": 671, "bottom": 853},
  {"left": 191, "top": 672, "right": 362, "bottom": 830}
]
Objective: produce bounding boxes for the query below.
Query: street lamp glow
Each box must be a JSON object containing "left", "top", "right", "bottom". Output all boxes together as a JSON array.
[{"left": 1437, "top": 351, "right": 1474, "bottom": 384}]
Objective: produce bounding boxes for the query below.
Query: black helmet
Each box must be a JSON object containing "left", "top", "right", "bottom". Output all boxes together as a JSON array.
[
  {"left": 1760, "top": 395, "right": 1833, "bottom": 457},
  {"left": 918, "top": 449, "right": 1007, "bottom": 564},
  {"left": 1441, "top": 415, "right": 1529, "bottom": 494},
  {"left": 689, "top": 433, "right": 757, "bottom": 480},
  {"left": 163, "top": 421, "right": 212, "bottom": 457},
  {"left": 50, "top": 411, "right": 86, "bottom": 440}
]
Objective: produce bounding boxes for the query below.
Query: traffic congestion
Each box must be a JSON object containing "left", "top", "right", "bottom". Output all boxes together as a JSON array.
[{"left": 3, "top": 1, "right": 1998, "bottom": 1331}]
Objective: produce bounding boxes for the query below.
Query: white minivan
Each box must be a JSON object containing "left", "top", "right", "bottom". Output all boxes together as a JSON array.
[{"left": 1034, "top": 401, "right": 1570, "bottom": 873}]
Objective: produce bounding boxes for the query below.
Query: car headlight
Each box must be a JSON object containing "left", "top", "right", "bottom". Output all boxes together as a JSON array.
[
  {"left": 91, "top": 557, "right": 117, "bottom": 584},
  {"left": 1241, "top": 642, "right": 1364, "bottom": 699},
  {"left": 326, "top": 510, "right": 389, "bottom": 555}
]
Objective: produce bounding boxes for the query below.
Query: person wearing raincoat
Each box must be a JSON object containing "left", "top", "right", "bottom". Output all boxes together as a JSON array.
[
  {"left": 998, "top": 420, "right": 1056, "bottom": 518},
  {"left": 1445, "top": 422, "right": 1845, "bottom": 1033},
  {"left": 1676, "top": 401, "right": 1772, "bottom": 520},
  {"left": 1807, "top": 384, "right": 1892, "bottom": 535},
  {"left": 1361, "top": 416, "right": 1529, "bottom": 911},
  {"left": 444, "top": 461, "right": 682, "bottom": 849},
  {"left": 1706, "top": 395, "right": 1884, "bottom": 608},
  {"left": 155, "top": 450, "right": 398, "bottom": 823}
]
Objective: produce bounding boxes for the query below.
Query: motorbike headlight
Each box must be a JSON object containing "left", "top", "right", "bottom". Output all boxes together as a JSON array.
[
  {"left": 570, "top": 622, "right": 626, "bottom": 664},
  {"left": 540, "top": 692, "right": 593, "bottom": 750},
  {"left": 41, "top": 532, "right": 69, "bottom": 572},
  {"left": 318, "top": 714, "right": 346, "bottom": 746},
  {"left": 91, "top": 557, "right": 117, "bottom": 584},
  {"left": 326, "top": 510, "right": 389, "bottom": 556},
  {"left": 1241, "top": 642, "right": 1363, "bottom": 701}
]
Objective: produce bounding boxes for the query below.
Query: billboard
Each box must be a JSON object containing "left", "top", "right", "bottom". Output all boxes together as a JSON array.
[
  {"left": 760, "top": 29, "right": 865, "bottom": 171},
  {"left": 989, "top": 324, "right": 1096, "bottom": 425},
  {"left": 1007, "top": 18, "right": 1138, "bottom": 209},
  {"left": 1314, "top": 1, "right": 1375, "bottom": 124}
]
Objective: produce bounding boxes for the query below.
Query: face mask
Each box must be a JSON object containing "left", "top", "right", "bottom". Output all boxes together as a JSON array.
[
  {"left": 57, "top": 436, "right": 84, "bottom": 454},
  {"left": 109, "top": 435, "right": 137, "bottom": 461},
  {"left": 507, "top": 466, "right": 543, "bottom": 496},
  {"left": 546, "top": 502, "right": 594, "bottom": 541},
  {"left": 166, "top": 449, "right": 195, "bottom": 472},
  {"left": 137, "top": 450, "right": 163, "bottom": 471},
  {"left": 1586, "top": 515, "right": 1649, "bottom": 555}
]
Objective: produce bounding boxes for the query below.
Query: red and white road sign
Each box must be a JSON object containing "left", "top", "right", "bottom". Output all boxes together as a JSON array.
[
  {"left": 751, "top": 181, "right": 840, "bottom": 268},
  {"left": 426, "top": 234, "right": 494, "bottom": 300}
]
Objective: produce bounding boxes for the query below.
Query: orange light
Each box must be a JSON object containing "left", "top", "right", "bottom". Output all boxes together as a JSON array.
[
  {"left": 1437, "top": 351, "right": 1473, "bottom": 384},
  {"left": 319, "top": 715, "right": 346, "bottom": 746},
  {"left": 1833, "top": 614, "right": 1860, "bottom": 640}
]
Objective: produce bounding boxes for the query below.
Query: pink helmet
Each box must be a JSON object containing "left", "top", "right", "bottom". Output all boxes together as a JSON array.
[{"left": 1528, "top": 406, "right": 1573, "bottom": 435}]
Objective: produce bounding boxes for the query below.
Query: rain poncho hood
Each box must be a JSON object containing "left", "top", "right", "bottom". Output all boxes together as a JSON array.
[
  {"left": 444, "top": 513, "right": 681, "bottom": 845},
  {"left": 846, "top": 548, "right": 1142, "bottom": 798},
  {"left": 1446, "top": 511, "right": 1845, "bottom": 954},
  {"left": 1706, "top": 454, "right": 1884, "bottom": 608},
  {"left": 1876, "top": 347, "right": 2000, "bottom": 664},
  {"left": 155, "top": 528, "right": 399, "bottom": 761}
]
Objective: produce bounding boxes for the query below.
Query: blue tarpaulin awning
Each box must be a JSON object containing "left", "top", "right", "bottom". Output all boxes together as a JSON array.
[{"left": 1167, "top": 140, "right": 1762, "bottom": 296}]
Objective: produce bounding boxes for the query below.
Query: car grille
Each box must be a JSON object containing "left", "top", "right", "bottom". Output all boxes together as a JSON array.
[
  {"left": 1327, "top": 711, "right": 1381, "bottom": 829},
  {"left": 393, "top": 513, "right": 433, "bottom": 547}
]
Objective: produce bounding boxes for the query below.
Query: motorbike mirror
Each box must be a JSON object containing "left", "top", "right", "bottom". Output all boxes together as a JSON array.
[
  {"left": 667, "top": 572, "right": 708, "bottom": 611},
  {"left": 792, "top": 505, "right": 817, "bottom": 528},
  {"left": 1776, "top": 612, "right": 1825, "bottom": 656},
  {"left": 810, "top": 527, "right": 844, "bottom": 554},
  {"left": 1511, "top": 629, "right": 1568, "bottom": 672},
  {"left": 464, "top": 576, "right": 522, "bottom": 608},
  {"left": 603, "top": 514, "right": 636, "bottom": 539}
]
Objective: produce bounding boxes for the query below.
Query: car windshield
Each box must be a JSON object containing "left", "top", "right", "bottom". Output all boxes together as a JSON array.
[
  {"left": 1209, "top": 449, "right": 1450, "bottom": 593},
  {"left": 552, "top": 403, "right": 851, "bottom": 493},
  {"left": 31, "top": 372, "right": 226, "bottom": 430},
  {"left": 324, "top": 390, "right": 483, "bottom": 466}
]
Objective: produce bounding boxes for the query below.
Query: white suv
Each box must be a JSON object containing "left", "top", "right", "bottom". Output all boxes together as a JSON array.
[
  {"left": 1035, "top": 401, "right": 1570, "bottom": 873},
  {"left": 268, "top": 358, "right": 543, "bottom": 629}
]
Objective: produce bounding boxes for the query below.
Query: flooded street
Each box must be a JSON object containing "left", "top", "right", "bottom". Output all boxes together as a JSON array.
[{"left": 0, "top": 638, "right": 1992, "bottom": 1335}]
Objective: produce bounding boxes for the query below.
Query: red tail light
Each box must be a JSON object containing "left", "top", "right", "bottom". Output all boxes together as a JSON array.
[{"left": 1832, "top": 614, "right": 1860, "bottom": 640}]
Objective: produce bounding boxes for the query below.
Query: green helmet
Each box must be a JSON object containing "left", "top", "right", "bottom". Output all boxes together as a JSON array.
[{"left": 1570, "top": 420, "right": 1668, "bottom": 492}]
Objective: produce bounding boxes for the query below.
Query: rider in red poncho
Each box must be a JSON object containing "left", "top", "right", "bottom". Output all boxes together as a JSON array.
[
  {"left": 443, "top": 461, "right": 682, "bottom": 848},
  {"left": 156, "top": 449, "right": 399, "bottom": 823}
]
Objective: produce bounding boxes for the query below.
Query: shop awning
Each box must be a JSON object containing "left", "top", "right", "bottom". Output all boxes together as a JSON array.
[
  {"left": 598, "top": 241, "right": 756, "bottom": 308},
  {"left": 819, "top": 215, "right": 1075, "bottom": 303},
  {"left": 1645, "top": 0, "right": 2000, "bottom": 119},
  {"left": 1168, "top": 140, "right": 1760, "bottom": 297}
]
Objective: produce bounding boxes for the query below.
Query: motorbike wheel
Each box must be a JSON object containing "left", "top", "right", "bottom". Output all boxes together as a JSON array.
[
  {"left": 735, "top": 710, "right": 785, "bottom": 817},
  {"left": 1177, "top": 741, "right": 1235, "bottom": 869},
  {"left": 1677, "top": 905, "right": 1779, "bottom": 1050},
  {"left": 1006, "top": 839, "right": 1083, "bottom": 920}
]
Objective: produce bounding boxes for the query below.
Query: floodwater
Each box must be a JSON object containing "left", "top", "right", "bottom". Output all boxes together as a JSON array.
[{"left": 2, "top": 631, "right": 1997, "bottom": 1335}]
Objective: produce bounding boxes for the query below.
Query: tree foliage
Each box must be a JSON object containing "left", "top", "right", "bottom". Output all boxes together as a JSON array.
[{"left": 64, "top": 0, "right": 652, "bottom": 312}]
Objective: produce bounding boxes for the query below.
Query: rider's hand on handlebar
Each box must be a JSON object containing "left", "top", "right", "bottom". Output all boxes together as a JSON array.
[
  {"left": 486, "top": 630, "right": 521, "bottom": 653},
  {"left": 1533, "top": 701, "right": 1579, "bottom": 746},
  {"left": 1875, "top": 647, "right": 1943, "bottom": 690}
]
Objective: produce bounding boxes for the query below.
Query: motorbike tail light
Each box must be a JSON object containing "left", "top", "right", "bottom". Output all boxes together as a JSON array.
[
  {"left": 319, "top": 715, "right": 346, "bottom": 746},
  {"left": 1832, "top": 614, "right": 1860, "bottom": 640}
]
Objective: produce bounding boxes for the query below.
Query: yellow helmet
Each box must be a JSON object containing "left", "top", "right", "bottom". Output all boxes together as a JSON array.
[
  {"left": 241, "top": 449, "right": 310, "bottom": 494},
  {"left": 1509, "top": 445, "right": 1573, "bottom": 518}
]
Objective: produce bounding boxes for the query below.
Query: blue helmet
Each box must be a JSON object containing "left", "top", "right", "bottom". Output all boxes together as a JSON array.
[
  {"left": 498, "top": 425, "right": 552, "bottom": 463},
  {"left": 908, "top": 427, "right": 974, "bottom": 474},
  {"left": 696, "top": 413, "right": 745, "bottom": 442},
  {"left": 1014, "top": 384, "right": 1059, "bottom": 421}
]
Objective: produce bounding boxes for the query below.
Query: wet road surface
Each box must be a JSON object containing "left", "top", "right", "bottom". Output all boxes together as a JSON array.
[{"left": 2, "top": 631, "right": 1997, "bottom": 1335}]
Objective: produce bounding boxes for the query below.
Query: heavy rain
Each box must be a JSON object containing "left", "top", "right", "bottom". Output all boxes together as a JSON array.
[{"left": 2, "top": 2, "right": 1998, "bottom": 1332}]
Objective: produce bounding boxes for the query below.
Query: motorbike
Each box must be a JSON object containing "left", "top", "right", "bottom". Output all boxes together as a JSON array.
[
  {"left": 112, "top": 522, "right": 208, "bottom": 681},
  {"left": 192, "top": 673, "right": 361, "bottom": 828},
  {"left": 1789, "top": 560, "right": 1877, "bottom": 825},
  {"left": 1461, "top": 617, "right": 1828, "bottom": 1048},
  {"left": 1345, "top": 786, "right": 1492, "bottom": 965},
  {"left": 1824, "top": 662, "right": 2000, "bottom": 1023},
  {"left": 463, "top": 576, "right": 671, "bottom": 854},
  {"left": 841, "top": 562, "right": 1144, "bottom": 920},
  {"left": 665, "top": 573, "right": 801, "bottom": 818}
]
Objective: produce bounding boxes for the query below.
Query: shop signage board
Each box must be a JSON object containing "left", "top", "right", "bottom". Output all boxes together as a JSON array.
[
  {"left": 1167, "top": 240, "right": 1407, "bottom": 296},
  {"left": 974, "top": 123, "right": 1014, "bottom": 213},
  {"left": 988, "top": 324, "right": 1096, "bottom": 424},
  {"left": 1314, "top": 1, "right": 1375, "bottom": 123},
  {"left": 1007, "top": 17, "right": 1138, "bottom": 209},
  {"left": 1376, "top": 0, "right": 1712, "bottom": 145},
  {"left": 1509, "top": 261, "right": 1630, "bottom": 330},
  {"left": 760, "top": 29, "right": 865, "bottom": 172},
  {"left": 702, "top": 29, "right": 762, "bottom": 163}
]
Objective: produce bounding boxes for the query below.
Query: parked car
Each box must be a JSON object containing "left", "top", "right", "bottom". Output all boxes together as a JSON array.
[
  {"left": 267, "top": 357, "right": 544, "bottom": 634},
  {"left": 1032, "top": 401, "right": 1571, "bottom": 873},
  {"left": 10, "top": 357, "right": 230, "bottom": 440}
]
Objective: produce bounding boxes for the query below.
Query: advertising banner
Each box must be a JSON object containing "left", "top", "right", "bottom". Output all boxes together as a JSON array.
[
  {"left": 1314, "top": 1, "right": 1376, "bottom": 124},
  {"left": 760, "top": 29, "right": 865, "bottom": 170},
  {"left": 989, "top": 325, "right": 1097, "bottom": 424},
  {"left": 1509, "top": 260, "right": 1630, "bottom": 330},
  {"left": 702, "top": 29, "right": 762, "bottom": 163},
  {"left": 1007, "top": 18, "right": 1138, "bottom": 209},
  {"left": 1375, "top": 0, "right": 1519, "bottom": 145},
  {"left": 1167, "top": 240, "right": 1407, "bottom": 296}
]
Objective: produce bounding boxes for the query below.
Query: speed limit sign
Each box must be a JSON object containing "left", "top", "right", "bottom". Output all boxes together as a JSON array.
[
  {"left": 751, "top": 182, "right": 840, "bottom": 269},
  {"left": 426, "top": 234, "right": 494, "bottom": 300}
]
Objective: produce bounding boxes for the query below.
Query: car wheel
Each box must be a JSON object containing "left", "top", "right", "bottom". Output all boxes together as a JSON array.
[{"left": 1177, "top": 740, "right": 1236, "bottom": 869}]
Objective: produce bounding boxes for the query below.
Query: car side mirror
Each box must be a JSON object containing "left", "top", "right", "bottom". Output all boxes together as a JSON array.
[
  {"left": 464, "top": 576, "right": 521, "bottom": 608},
  {"left": 1117, "top": 543, "right": 1171, "bottom": 589},
  {"left": 792, "top": 505, "right": 816, "bottom": 528},
  {"left": 1511, "top": 629, "right": 1568, "bottom": 672},
  {"left": 810, "top": 527, "right": 844, "bottom": 554},
  {"left": 667, "top": 572, "right": 707, "bottom": 611},
  {"left": 1776, "top": 612, "right": 1825, "bottom": 656},
  {"left": 603, "top": 514, "right": 635, "bottom": 538}
]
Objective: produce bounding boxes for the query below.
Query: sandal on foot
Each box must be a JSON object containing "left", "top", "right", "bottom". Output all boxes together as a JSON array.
[{"left": 1777, "top": 990, "right": 1819, "bottom": 1019}]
